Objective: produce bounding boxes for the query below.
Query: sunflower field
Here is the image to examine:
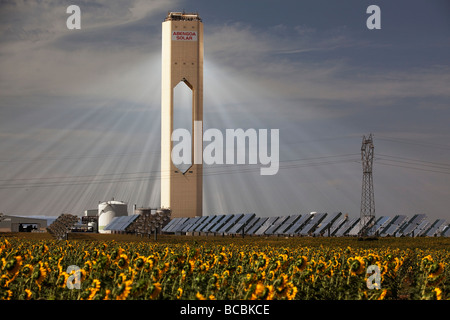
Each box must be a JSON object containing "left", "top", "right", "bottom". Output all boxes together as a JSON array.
[{"left": 0, "top": 235, "right": 449, "bottom": 300}]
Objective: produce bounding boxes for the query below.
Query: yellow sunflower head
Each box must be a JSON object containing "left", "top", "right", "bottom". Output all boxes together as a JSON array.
[
  {"left": 176, "top": 287, "right": 183, "bottom": 299},
  {"left": 429, "top": 262, "right": 444, "bottom": 277},
  {"left": 350, "top": 257, "right": 365, "bottom": 275},
  {"left": 21, "top": 264, "right": 34, "bottom": 277}
]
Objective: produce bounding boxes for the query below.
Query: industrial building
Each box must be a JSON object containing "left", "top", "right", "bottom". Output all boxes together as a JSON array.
[{"left": 0, "top": 214, "right": 47, "bottom": 232}]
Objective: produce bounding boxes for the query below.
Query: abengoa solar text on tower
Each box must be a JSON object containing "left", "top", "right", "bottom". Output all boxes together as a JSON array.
[{"left": 161, "top": 12, "right": 204, "bottom": 218}]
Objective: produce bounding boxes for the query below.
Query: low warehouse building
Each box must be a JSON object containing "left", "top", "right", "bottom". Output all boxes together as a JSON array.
[{"left": 0, "top": 215, "right": 47, "bottom": 232}]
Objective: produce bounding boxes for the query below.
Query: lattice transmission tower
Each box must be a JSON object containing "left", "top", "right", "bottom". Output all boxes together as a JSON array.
[{"left": 359, "top": 134, "right": 375, "bottom": 236}]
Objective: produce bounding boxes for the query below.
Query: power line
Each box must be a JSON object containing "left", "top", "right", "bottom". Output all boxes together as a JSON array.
[
  {"left": 377, "top": 153, "right": 450, "bottom": 169},
  {"left": 0, "top": 150, "right": 161, "bottom": 163},
  {"left": 376, "top": 161, "right": 450, "bottom": 175},
  {"left": 1, "top": 149, "right": 448, "bottom": 190},
  {"left": 0, "top": 153, "right": 360, "bottom": 190},
  {"left": 377, "top": 135, "right": 450, "bottom": 151}
]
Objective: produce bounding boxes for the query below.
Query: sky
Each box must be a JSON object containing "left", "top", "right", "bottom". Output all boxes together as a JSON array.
[{"left": 0, "top": 0, "right": 449, "bottom": 222}]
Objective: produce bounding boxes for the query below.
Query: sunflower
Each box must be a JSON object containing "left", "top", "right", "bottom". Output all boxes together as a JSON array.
[
  {"left": 215, "top": 252, "right": 228, "bottom": 265},
  {"left": 87, "top": 279, "right": 101, "bottom": 300},
  {"left": 57, "top": 257, "right": 64, "bottom": 274},
  {"left": 251, "top": 282, "right": 266, "bottom": 300},
  {"left": 33, "top": 263, "right": 47, "bottom": 290},
  {"left": 21, "top": 264, "right": 34, "bottom": 277},
  {"left": 196, "top": 292, "right": 206, "bottom": 300},
  {"left": 134, "top": 256, "right": 145, "bottom": 271},
  {"left": 390, "top": 257, "right": 401, "bottom": 273},
  {"left": 116, "top": 254, "right": 129, "bottom": 270},
  {"left": 0, "top": 290, "right": 13, "bottom": 300},
  {"left": 0, "top": 275, "right": 9, "bottom": 288},
  {"left": 146, "top": 255, "right": 156, "bottom": 269},
  {"left": 236, "top": 265, "right": 243, "bottom": 275},
  {"left": 208, "top": 274, "right": 220, "bottom": 290},
  {"left": 116, "top": 279, "right": 132, "bottom": 300},
  {"left": 151, "top": 268, "right": 161, "bottom": 282},
  {"left": 350, "top": 257, "right": 365, "bottom": 276},
  {"left": 428, "top": 262, "right": 444, "bottom": 278},
  {"left": 24, "top": 289, "right": 32, "bottom": 300},
  {"left": 256, "top": 254, "right": 269, "bottom": 271},
  {"left": 149, "top": 282, "right": 162, "bottom": 300},
  {"left": 266, "top": 285, "right": 275, "bottom": 300},
  {"left": 433, "top": 287, "right": 442, "bottom": 300},
  {"left": 79, "top": 268, "right": 87, "bottom": 282},
  {"left": 199, "top": 262, "right": 210, "bottom": 273},
  {"left": 421, "top": 255, "right": 433, "bottom": 267},
  {"left": 57, "top": 272, "right": 70, "bottom": 288},
  {"left": 84, "top": 260, "right": 92, "bottom": 272},
  {"left": 296, "top": 256, "right": 308, "bottom": 271},
  {"left": 285, "top": 282, "right": 298, "bottom": 300},
  {"left": 187, "top": 259, "right": 195, "bottom": 273},
  {"left": 273, "top": 274, "right": 288, "bottom": 293},
  {"left": 316, "top": 260, "right": 327, "bottom": 273},
  {"left": 5, "top": 256, "right": 22, "bottom": 277},
  {"left": 377, "top": 289, "right": 388, "bottom": 300},
  {"left": 103, "top": 289, "right": 111, "bottom": 300},
  {"left": 176, "top": 287, "right": 183, "bottom": 299},
  {"left": 270, "top": 260, "right": 281, "bottom": 274}
]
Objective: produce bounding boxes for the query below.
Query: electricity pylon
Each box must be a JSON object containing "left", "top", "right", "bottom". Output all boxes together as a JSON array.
[{"left": 359, "top": 134, "right": 375, "bottom": 236}]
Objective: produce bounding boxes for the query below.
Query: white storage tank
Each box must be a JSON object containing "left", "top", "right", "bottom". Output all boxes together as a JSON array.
[{"left": 98, "top": 200, "right": 128, "bottom": 233}]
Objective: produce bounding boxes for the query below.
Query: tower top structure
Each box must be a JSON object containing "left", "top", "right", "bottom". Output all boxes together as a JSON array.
[{"left": 164, "top": 12, "right": 202, "bottom": 22}]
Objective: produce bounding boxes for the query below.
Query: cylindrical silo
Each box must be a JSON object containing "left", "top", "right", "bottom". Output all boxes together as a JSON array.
[{"left": 98, "top": 200, "right": 128, "bottom": 233}]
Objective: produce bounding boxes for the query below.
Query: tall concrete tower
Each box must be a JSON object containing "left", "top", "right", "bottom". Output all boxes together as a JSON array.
[{"left": 161, "top": 12, "right": 203, "bottom": 218}]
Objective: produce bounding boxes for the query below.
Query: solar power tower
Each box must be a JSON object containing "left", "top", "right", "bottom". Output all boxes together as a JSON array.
[
  {"left": 359, "top": 134, "right": 375, "bottom": 236},
  {"left": 161, "top": 12, "right": 204, "bottom": 218}
]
